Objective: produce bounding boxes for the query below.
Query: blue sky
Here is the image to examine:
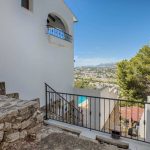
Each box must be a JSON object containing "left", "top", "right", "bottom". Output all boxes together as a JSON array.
[{"left": 65, "top": 0, "right": 150, "bottom": 66}]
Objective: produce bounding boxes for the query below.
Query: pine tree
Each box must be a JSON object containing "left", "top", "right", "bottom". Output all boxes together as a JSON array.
[{"left": 117, "top": 46, "right": 150, "bottom": 101}]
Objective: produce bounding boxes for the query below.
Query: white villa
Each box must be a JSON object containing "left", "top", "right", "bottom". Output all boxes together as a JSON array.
[
  {"left": 0, "top": 0, "right": 150, "bottom": 149},
  {"left": 0, "top": 0, "right": 76, "bottom": 106}
]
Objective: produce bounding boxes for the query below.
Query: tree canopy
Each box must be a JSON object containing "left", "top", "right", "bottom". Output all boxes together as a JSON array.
[
  {"left": 117, "top": 46, "right": 150, "bottom": 101},
  {"left": 74, "top": 79, "right": 90, "bottom": 88}
]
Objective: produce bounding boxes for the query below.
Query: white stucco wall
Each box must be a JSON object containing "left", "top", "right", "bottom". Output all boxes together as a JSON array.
[
  {"left": 73, "top": 88, "right": 101, "bottom": 97},
  {"left": 73, "top": 87, "right": 118, "bottom": 130},
  {"left": 99, "top": 87, "right": 118, "bottom": 130},
  {"left": 145, "top": 97, "right": 150, "bottom": 142},
  {"left": 139, "top": 112, "right": 145, "bottom": 139},
  {"left": 0, "top": 0, "right": 75, "bottom": 106},
  {"left": 139, "top": 96, "right": 150, "bottom": 142}
]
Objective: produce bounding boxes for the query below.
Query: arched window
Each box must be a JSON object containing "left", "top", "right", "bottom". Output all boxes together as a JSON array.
[
  {"left": 47, "top": 14, "right": 72, "bottom": 42},
  {"left": 47, "top": 14, "right": 66, "bottom": 32}
]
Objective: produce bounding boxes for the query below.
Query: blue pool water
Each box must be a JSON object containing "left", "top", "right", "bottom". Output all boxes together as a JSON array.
[{"left": 78, "top": 96, "right": 87, "bottom": 105}]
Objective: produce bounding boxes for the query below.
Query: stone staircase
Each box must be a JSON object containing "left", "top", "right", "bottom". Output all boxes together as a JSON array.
[
  {"left": 0, "top": 82, "right": 43, "bottom": 149},
  {"left": 0, "top": 82, "right": 19, "bottom": 99}
]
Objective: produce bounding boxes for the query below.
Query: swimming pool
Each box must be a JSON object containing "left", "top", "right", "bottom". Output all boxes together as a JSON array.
[{"left": 78, "top": 96, "right": 87, "bottom": 105}]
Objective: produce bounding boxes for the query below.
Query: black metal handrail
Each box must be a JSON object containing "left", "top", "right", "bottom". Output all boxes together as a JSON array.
[
  {"left": 49, "top": 91, "right": 149, "bottom": 104},
  {"left": 46, "top": 24, "right": 72, "bottom": 42},
  {"left": 45, "top": 87, "right": 150, "bottom": 144},
  {"left": 45, "top": 83, "right": 83, "bottom": 124},
  {"left": 45, "top": 83, "right": 82, "bottom": 112}
]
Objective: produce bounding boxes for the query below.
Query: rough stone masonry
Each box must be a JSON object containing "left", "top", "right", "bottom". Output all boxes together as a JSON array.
[{"left": 0, "top": 95, "right": 43, "bottom": 149}]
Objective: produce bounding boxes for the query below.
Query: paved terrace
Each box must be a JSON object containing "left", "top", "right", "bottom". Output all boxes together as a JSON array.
[
  {"left": 7, "top": 124, "right": 125, "bottom": 150},
  {"left": 45, "top": 119, "right": 150, "bottom": 150}
]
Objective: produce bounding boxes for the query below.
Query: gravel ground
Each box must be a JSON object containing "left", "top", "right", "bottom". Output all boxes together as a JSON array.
[{"left": 6, "top": 125, "right": 125, "bottom": 150}]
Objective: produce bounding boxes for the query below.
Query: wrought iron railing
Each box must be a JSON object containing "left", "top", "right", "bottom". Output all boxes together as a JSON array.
[
  {"left": 46, "top": 25, "right": 72, "bottom": 43},
  {"left": 45, "top": 85, "right": 150, "bottom": 143},
  {"left": 45, "top": 83, "right": 83, "bottom": 125}
]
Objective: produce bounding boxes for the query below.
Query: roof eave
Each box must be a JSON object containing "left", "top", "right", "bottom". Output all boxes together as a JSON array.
[
  {"left": 73, "top": 16, "right": 78, "bottom": 23},
  {"left": 63, "top": 0, "right": 78, "bottom": 23}
]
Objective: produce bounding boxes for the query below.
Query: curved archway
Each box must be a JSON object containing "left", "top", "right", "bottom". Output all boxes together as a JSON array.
[
  {"left": 47, "top": 13, "right": 72, "bottom": 42},
  {"left": 47, "top": 13, "right": 69, "bottom": 34}
]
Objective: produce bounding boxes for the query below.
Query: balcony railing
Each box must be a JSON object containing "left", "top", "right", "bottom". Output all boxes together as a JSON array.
[
  {"left": 46, "top": 25, "right": 72, "bottom": 43},
  {"left": 45, "top": 83, "right": 150, "bottom": 144}
]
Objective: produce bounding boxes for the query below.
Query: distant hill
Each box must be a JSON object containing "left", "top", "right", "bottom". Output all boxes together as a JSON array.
[
  {"left": 75, "top": 63, "right": 117, "bottom": 68},
  {"left": 97, "top": 63, "right": 117, "bottom": 68}
]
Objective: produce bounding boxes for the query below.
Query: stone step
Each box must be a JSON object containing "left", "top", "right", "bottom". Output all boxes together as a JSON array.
[
  {"left": 6, "top": 93, "right": 19, "bottom": 99},
  {"left": 0, "top": 82, "right": 19, "bottom": 99},
  {"left": 96, "top": 135, "right": 129, "bottom": 149},
  {"left": 0, "top": 82, "right": 6, "bottom": 95},
  {"left": 44, "top": 120, "right": 81, "bottom": 136}
]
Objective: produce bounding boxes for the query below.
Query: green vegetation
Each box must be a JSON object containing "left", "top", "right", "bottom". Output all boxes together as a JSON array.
[
  {"left": 74, "top": 78, "right": 96, "bottom": 89},
  {"left": 74, "top": 79, "right": 89, "bottom": 88},
  {"left": 117, "top": 46, "right": 150, "bottom": 101}
]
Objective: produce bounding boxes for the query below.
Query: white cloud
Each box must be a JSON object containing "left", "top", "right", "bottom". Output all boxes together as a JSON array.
[{"left": 74, "top": 56, "right": 119, "bottom": 67}]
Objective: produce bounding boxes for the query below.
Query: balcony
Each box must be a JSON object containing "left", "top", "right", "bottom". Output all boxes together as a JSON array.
[
  {"left": 47, "top": 13, "right": 72, "bottom": 43},
  {"left": 47, "top": 25, "right": 72, "bottom": 43}
]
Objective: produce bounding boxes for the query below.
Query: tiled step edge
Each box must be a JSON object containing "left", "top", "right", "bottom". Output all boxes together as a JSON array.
[
  {"left": 44, "top": 120, "right": 81, "bottom": 136},
  {"left": 96, "top": 135, "right": 129, "bottom": 149}
]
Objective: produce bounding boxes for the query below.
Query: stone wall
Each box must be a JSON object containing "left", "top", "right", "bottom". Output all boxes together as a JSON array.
[{"left": 0, "top": 95, "right": 43, "bottom": 149}]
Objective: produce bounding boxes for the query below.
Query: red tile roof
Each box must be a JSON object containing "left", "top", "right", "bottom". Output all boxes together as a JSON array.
[{"left": 121, "top": 106, "right": 144, "bottom": 122}]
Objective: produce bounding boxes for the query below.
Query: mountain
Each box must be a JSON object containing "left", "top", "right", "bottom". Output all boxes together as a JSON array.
[
  {"left": 75, "top": 63, "right": 117, "bottom": 68},
  {"left": 97, "top": 63, "right": 117, "bottom": 68}
]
